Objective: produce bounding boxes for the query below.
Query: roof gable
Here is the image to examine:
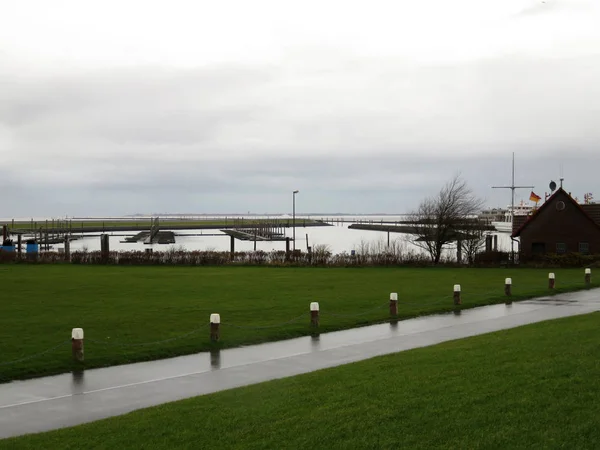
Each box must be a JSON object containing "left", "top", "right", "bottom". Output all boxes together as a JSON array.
[
  {"left": 512, "top": 188, "right": 600, "bottom": 237},
  {"left": 581, "top": 204, "right": 600, "bottom": 226}
]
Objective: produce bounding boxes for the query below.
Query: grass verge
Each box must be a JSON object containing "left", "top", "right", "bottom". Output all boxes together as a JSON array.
[
  {"left": 3, "top": 312, "right": 600, "bottom": 449},
  {"left": 0, "top": 265, "right": 596, "bottom": 383}
]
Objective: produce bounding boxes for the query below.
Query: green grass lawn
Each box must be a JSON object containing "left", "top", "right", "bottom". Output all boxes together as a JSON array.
[
  {"left": 0, "top": 265, "right": 596, "bottom": 383},
  {"left": 3, "top": 312, "right": 600, "bottom": 449}
]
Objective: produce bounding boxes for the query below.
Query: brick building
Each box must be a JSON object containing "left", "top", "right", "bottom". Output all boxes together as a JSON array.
[{"left": 511, "top": 188, "right": 600, "bottom": 261}]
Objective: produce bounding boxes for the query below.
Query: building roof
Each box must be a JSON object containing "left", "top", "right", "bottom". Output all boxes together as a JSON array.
[
  {"left": 512, "top": 187, "right": 600, "bottom": 238},
  {"left": 512, "top": 215, "right": 528, "bottom": 235},
  {"left": 581, "top": 203, "right": 600, "bottom": 226}
]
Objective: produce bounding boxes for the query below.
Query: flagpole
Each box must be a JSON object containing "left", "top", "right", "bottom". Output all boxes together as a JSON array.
[{"left": 492, "top": 152, "right": 534, "bottom": 265}]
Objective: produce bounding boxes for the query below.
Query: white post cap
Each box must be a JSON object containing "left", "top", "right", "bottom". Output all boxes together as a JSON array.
[
  {"left": 453, "top": 284, "right": 461, "bottom": 292},
  {"left": 210, "top": 313, "right": 221, "bottom": 324},
  {"left": 310, "top": 302, "right": 319, "bottom": 311},
  {"left": 585, "top": 268, "right": 591, "bottom": 275},
  {"left": 71, "top": 328, "right": 84, "bottom": 339},
  {"left": 390, "top": 293, "right": 398, "bottom": 301},
  {"left": 505, "top": 278, "right": 512, "bottom": 285},
  {"left": 549, "top": 273, "right": 555, "bottom": 279}
]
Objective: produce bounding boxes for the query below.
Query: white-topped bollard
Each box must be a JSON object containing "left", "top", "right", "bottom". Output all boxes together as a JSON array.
[
  {"left": 505, "top": 278, "right": 512, "bottom": 297},
  {"left": 71, "top": 328, "right": 84, "bottom": 362},
  {"left": 548, "top": 273, "right": 555, "bottom": 289},
  {"left": 210, "top": 313, "right": 220, "bottom": 342},
  {"left": 390, "top": 292, "right": 398, "bottom": 316},
  {"left": 585, "top": 268, "right": 591, "bottom": 286},
  {"left": 310, "top": 302, "right": 320, "bottom": 327},
  {"left": 453, "top": 284, "right": 461, "bottom": 305}
]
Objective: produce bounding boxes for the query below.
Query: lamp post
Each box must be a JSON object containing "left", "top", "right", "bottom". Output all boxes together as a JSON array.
[{"left": 293, "top": 190, "right": 299, "bottom": 251}]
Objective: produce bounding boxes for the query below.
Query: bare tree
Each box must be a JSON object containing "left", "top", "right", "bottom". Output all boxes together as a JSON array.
[
  {"left": 410, "top": 174, "right": 485, "bottom": 264},
  {"left": 459, "top": 222, "right": 491, "bottom": 266}
]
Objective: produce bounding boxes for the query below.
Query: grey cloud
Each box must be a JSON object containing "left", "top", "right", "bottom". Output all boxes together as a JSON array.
[
  {"left": 2, "top": 151, "right": 597, "bottom": 218},
  {"left": 1, "top": 51, "right": 600, "bottom": 217},
  {"left": 4, "top": 54, "right": 600, "bottom": 155},
  {"left": 512, "top": 0, "right": 592, "bottom": 18}
]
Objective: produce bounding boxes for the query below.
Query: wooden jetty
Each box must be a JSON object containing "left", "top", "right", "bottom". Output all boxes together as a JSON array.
[
  {"left": 221, "top": 221, "right": 288, "bottom": 241},
  {"left": 349, "top": 222, "right": 496, "bottom": 241},
  {"left": 221, "top": 229, "right": 288, "bottom": 242},
  {"left": 6, "top": 218, "right": 330, "bottom": 235},
  {"left": 122, "top": 231, "right": 176, "bottom": 245}
]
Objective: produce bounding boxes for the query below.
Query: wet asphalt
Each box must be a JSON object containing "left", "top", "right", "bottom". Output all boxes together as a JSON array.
[{"left": 1, "top": 289, "right": 599, "bottom": 440}]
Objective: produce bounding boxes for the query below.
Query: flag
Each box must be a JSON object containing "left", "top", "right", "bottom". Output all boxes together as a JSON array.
[{"left": 529, "top": 191, "right": 541, "bottom": 203}]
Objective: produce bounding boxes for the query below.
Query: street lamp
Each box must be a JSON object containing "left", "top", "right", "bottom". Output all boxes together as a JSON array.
[{"left": 293, "top": 190, "right": 299, "bottom": 251}]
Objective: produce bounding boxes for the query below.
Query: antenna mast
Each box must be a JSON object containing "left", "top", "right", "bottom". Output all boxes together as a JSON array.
[
  {"left": 560, "top": 163, "right": 564, "bottom": 188},
  {"left": 492, "top": 152, "right": 534, "bottom": 264}
]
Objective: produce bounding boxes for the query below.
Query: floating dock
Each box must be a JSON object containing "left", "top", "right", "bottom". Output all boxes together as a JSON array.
[{"left": 122, "top": 231, "right": 176, "bottom": 245}]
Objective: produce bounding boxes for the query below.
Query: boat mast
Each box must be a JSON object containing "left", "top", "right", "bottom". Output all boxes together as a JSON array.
[{"left": 492, "top": 152, "right": 534, "bottom": 264}]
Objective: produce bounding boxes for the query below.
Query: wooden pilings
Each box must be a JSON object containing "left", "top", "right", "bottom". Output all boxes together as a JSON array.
[
  {"left": 210, "top": 314, "right": 220, "bottom": 341},
  {"left": 100, "top": 234, "right": 110, "bottom": 263},
  {"left": 71, "top": 328, "right": 84, "bottom": 362},
  {"left": 453, "top": 285, "right": 461, "bottom": 305}
]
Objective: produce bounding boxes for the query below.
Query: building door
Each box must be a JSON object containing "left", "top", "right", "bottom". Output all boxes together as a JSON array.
[{"left": 532, "top": 242, "right": 546, "bottom": 255}]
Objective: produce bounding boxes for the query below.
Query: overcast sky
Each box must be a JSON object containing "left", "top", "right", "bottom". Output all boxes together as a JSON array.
[{"left": 1, "top": 0, "right": 599, "bottom": 217}]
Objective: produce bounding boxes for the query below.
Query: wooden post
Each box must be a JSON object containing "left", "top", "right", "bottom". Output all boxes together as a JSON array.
[
  {"left": 389, "top": 293, "right": 398, "bottom": 316},
  {"left": 100, "top": 234, "right": 110, "bottom": 263},
  {"left": 71, "top": 328, "right": 84, "bottom": 362},
  {"left": 548, "top": 273, "right": 555, "bottom": 289},
  {"left": 285, "top": 237, "right": 290, "bottom": 261},
  {"left": 457, "top": 240, "right": 462, "bottom": 264},
  {"left": 585, "top": 268, "right": 591, "bottom": 286},
  {"left": 230, "top": 235, "right": 235, "bottom": 260},
  {"left": 453, "top": 284, "right": 461, "bottom": 305},
  {"left": 493, "top": 235, "right": 498, "bottom": 251},
  {"left": 17, "top": 234, "right": 22, "bottom": 258},
  {"left": 210, "top": 313, "right": 220, "bottom": 341},
  {"left": 310, "top": 302, "right": 319, "bottom": 327},
  {"left": 505, "top": 278, "right": 512, "bottom": 296},
  {"left": 64, "top": 237, "right": 70, "bottom": 261}
]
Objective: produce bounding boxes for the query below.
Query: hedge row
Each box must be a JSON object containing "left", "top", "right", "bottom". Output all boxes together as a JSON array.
[
  {"left": 1, "top": 248, "right": 439, "bottom": 267},
  {"left": 1, "top": 248, "right": 598, "bottom": 268}
]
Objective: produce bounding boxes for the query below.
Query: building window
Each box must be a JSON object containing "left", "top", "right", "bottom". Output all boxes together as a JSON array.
[
  {"left": 532, "top": 243, "right": 546, "bottom": 254},
  {"left": 579, "top": 242, "right": 590, "bottom": 255},
  {"left": 556, "top": 243, "right": 567, "bottom": 254}
]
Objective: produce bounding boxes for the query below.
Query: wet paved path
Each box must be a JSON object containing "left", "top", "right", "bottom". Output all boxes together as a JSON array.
[{"left": 1, "top": 289, "right": 599, "bottom": 439}]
